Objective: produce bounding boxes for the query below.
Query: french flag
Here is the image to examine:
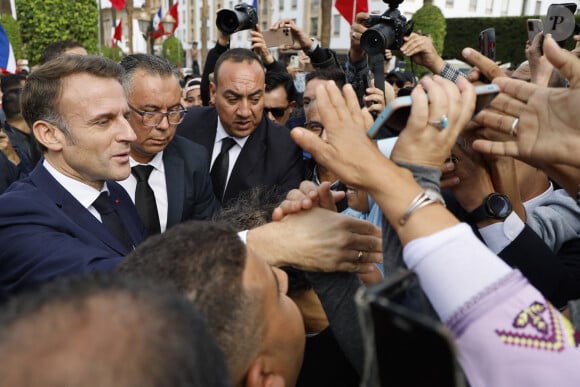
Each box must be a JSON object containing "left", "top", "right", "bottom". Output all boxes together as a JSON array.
[
  {"left": 153, "top": 6, "right": 163, "bottom": 39},
  {"left": 0, "top": 22, "right": 16, "bottom": 74}
]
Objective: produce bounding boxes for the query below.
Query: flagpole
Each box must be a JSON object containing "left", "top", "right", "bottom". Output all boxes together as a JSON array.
[
  {"left": 97, "top": 0, "right": 103, "bottom": 55},
  {"left": 351, "top": 0, "right": 357, "bottom": 24}
]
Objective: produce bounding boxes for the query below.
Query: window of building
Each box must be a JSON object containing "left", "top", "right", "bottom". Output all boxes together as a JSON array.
[
  {"left": 500, "top": 0, "right": 509, "bottom": 15},
  {"left": 534, "top": 1, "right": 541, "bottom": 14},
  {"left": 310, "top": 17, "right": 318, "bottom": 37},
  {"left": 279, "top": 0, "right": 283, "bottom": 11},
  {"left": 333, "top": 14, "right": 341, "bottom": 36},
  {"left": 485, "top": 0, "right": 494, "bottom": 14},
  {"left": 445, "top": 0, "right": 454, "bottom": 7},
  {"left": 291, "top": 0, "right": 297, "bottom": 10},
  {"left": 469, "top": 0, "right": 477, "bottom": 11}
]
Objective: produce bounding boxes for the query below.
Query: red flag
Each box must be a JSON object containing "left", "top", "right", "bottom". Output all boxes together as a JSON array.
[
  {"left": 112, "top": 20, "right": 122, "bottom": 47},
  {"left": 168, "top": 2, "right": 179, "bottom": 33},
  {"left": 111, "top": 0, "right": 126, "bottom": 11},
  {"left": 335, "top": 0, "right": 368, "bottom": 25}
]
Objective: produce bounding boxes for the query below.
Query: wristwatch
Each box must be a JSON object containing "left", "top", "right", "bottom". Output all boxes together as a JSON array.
[{"left": 466, "top": 193, "right": 512, "bottom": 224}]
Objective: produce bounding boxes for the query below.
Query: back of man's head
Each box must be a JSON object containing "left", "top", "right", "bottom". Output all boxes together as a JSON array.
[
  {"left": 2, "top": 88, "right": 22, "bottom": 121},
  {"left": 0, "top": 274, "right": 231, "bottom": 387},
  {"left": 117, "top": 221, "right": 263, "bottom": 384},
  {"left": 0, "top": 73, "right": 26, "bottom": 94},
  {"left": 39, "top": 40, "right": 86, "bottom": 65},
  {"left": 305, "top": 67, "right": 346, "bottom": 89},
  {"left": 120, "top": 53, "right": 179, "bottom": 94}
]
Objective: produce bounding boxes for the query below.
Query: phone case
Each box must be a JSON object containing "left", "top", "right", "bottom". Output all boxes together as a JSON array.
[{"left": 262, "top": 29, "right": 293, "bottom": 48}]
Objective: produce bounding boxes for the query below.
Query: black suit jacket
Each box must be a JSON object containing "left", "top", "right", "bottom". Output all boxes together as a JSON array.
[
  {"left": 163, "top": 135, "right": 220, "bottom": 228},
  {"left": 177, "top": 106, "right": 304, "bottom": 205}
]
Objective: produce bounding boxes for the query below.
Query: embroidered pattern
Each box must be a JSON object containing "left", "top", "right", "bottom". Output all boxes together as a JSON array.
[{"left": 495, "top": 301, "right": 565, "bottom": 352}]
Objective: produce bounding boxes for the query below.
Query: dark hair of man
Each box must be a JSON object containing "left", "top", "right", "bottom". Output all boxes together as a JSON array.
[
  {"left": 20, "top": 55, "right": 124, "bottom": 153},
  {"left": 39, "top": 40, "right": 85, "bottom": 65},
  {"left": 2, "top": 88, "right": 22, "bottom": 121},
  {"left": 119, "top": 53, "right": 179, "bottom": 94},
  {"left": 305, "top": 67, "right": 346, "bottom": 89},
  {"left": 213, "top": 48, "right": 266, "bottom": 88},
  {"left": 117, "top": 220, "right": 263, "bottom": 383},
  {"left": 0, "top": 73, "right": 26, "bottom": 93},
  {"left": 215, "top": 186, "right": 312, "bottom": 297},
  {"left": 0, "top": 273, "right": 231, "bottom": 387},
  {"left": 265, "top": 71, "right": 297, "bottom": 103}
]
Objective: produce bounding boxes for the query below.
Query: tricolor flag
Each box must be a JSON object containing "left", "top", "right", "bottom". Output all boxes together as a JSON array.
[
  {"left": 153, "top": 6, "right": 163, "bottom": 39},
  {"left": 168, "top": 2, "right": 179, "bottom": 33},
  {"left": 111, "top": 0, "right": 126, "bottom": 11},
  {"left": 335, "top": 0, "right": 368, "bottom": 25},
  {"left": 0, "top": 22, "right": 16, "bottom": 74},
  {"left": 252, "top": 0, "right": 258, "bottom": 10}
]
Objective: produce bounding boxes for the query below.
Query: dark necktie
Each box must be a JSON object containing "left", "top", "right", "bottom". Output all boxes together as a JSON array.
[
  {"left": 92, "top": 192, "right": 134, "bottom": 251},
  {"left": 210, "top": 138, "right": 236, "bottom": 200},
  {"left": 131, "top": 165, "right": 161, "bottom": 235}
]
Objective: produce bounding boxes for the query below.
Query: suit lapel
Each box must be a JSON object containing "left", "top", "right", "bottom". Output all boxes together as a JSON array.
[
  {"left": 31, "top": 166, "right": 133, "bottom": 255},
  {"left": 163, "top": 142, "right": 185, "bottom": 228}
]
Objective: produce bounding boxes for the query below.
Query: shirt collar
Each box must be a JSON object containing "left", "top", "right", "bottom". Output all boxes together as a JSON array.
[
  {"left": 43, "top": 159, "right": 108, "bottom": 209},
  {"left": 216, "top": 118, "right": 249, "bottom": 148},
  {"left": 129, "top": 150, "right": 165, "bottom": 172}
]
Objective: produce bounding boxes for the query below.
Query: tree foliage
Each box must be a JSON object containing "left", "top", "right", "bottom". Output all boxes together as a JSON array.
[
  {"left": 101, "top": 45, "right": 124, "bottom": 63},
  {"left": 0, "top": 14, "right": 22, "bottom": 59},
  {"left": 406, "top": 2, "right": 446, "bottom": 76},
  {"left": 162, "top": 36, "right": 184, "bottom": 68},
  {"left": 16, "top": 0, "right": 98, "bottom": 65}
]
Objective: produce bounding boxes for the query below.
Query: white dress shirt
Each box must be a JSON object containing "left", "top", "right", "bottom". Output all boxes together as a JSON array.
[
  {"left": 117, "top": 152, "right": 169, "bottom": 232},
  {"left": 43, "top": 159, "right": 109, "bottom": 222},
  {"left": 211, "top": 119, "right": 249, "bottom": 186}
]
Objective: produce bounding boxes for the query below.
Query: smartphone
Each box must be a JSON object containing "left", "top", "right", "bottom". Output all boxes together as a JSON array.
[
  {"left": 545, "top": 3, "right": 577, "bottom": 42},
  {"left": 527, "top": 19, "right": 543, "bottom": 43},
  {"left": 355, "top": 270, "right": 465, "bottom": 387},
  {"left": 367, "top": 84, "right": 500, "bottom": 138},
  {"left": 479, "top": 28, "right": 496, "bottom": 62},
  {"left": 262, "top": 28, "right": 293, "bottom": 48}
]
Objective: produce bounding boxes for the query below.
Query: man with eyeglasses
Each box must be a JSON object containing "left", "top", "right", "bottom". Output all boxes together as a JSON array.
[
  {"left": 118, "top": 54, "right": 220, "bottom": 235},
  {"left": 264, "top": 71, "right": 297, "bottom": 128}
]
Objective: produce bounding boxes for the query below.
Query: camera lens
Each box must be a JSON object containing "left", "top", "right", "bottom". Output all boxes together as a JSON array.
[
  {"left": 216, "top": 9, "right": 240, "bottom": 34},
  {"left": 361, "top": 24, "right": 395, "bottom": 55}
]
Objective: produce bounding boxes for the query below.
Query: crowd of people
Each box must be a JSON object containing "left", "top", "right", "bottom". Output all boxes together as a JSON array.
[{"left": 1, "top": 10, "right": 580, "bottom": 387}]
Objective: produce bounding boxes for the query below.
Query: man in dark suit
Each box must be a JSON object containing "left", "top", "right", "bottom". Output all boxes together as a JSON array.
[
  {"left": 118, "top": 54, "right": 220, "bottom": 235},
  {"left": 178, "top": 48, "right": 304, "bottom": 205},
  {"left": 0, "top": 55, "right": 146, "bottom": 295}
]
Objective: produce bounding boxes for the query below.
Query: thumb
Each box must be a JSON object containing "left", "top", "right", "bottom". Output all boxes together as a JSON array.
[{"left": 543, "top": 34, "right": 580, "bottom": 88}]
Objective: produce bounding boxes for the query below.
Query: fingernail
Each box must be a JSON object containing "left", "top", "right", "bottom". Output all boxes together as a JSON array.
[{"left": 445, "top": 161, "right": 455, "bottom": 171}]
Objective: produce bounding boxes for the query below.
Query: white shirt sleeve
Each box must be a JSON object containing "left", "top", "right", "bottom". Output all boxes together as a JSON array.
[
  {"left": 478, "top": 212, "right": 525, "bottom": 254},
  {"left": 403, "top": 223, "right": 512, "bottom": 322}
]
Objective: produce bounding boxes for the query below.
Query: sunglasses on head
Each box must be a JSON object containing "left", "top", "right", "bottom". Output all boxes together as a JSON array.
[{"left": 264, "top": 107, "right": 287, "bottom": 118}]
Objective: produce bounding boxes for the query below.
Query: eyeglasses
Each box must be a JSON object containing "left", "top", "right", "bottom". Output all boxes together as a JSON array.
[
  {"left": 304, "top": 121, "right": 324, "bottom": 137},
  {"left": 264, "top": 106, "right": 288, "bottom": 118},
  {"left": 128, "top": 104, "right": 188, "bottom": 127}
]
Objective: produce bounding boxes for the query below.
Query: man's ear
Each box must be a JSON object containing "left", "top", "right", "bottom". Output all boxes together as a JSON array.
[
  {"left": 209, "top": 81, "right": 216, "bottom": 106},
  {"left": 245, "top": 360, "right": 285, "bottom": 387},
  {"left": 33, "top": 121, "right": 64, "bottom": 152},
  {"left": 288, "top": 100, "right": 297, "bottom": 115}
]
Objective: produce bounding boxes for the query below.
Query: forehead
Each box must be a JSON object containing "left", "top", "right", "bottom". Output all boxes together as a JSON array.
[
  {"left": 129, "top": 69, "right": 181, "bottom": 102},
  {"left": 217, "top": 60, "right": 265, "bottom": 91},
  {"left": 59, "top": 73, "right": 126, "bottom": 112},
  {"left": 304, "top": 78, "right": 326, "bottom": 98},
  {"left": 265, "top": 85, "right": 288, "bottom": 104}
]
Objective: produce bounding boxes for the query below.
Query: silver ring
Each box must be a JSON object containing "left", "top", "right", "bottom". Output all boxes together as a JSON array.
[
  {"left": 357, "top": 251, "right": 364, "bottom": 262},
  {"left": 429, "top": 114, "right": 448, "bottom": 130},
  {"left": 510, "top": 118, "right": 519, "bottom": 137}
]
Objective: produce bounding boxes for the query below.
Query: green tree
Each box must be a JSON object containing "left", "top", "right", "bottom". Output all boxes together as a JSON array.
[
  {"left": 101, "top": 45, "right": 124, "bottom": 63},
  {"left": 161, "top": 36, "right": 184, "bottom": 68},
  {"left": 0, "top": 14, "right": 22, "bottom": 59},
  {"left": 407, "top": 0, "right": 446, "bottom": 75},
  {"left": 16, "top": 0, "right": 98, "bottom": 65}
]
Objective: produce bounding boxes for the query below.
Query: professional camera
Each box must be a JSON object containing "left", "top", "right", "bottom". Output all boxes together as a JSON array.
[
  {"left": 216, "top": 2, "right": 258, "bottom": 35},
  {"left": 360, "top": 0, "right": 412, "bottom": 55}
]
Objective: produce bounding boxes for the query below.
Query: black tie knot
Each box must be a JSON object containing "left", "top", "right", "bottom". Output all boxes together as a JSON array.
[
  {"left": 132, "top": 165, "right": 155, "bottom": 182},
  {"left": 221, "top": 137, "right": 236, "bottom": 153},
  {"left": 92, "top": 192, "right": 115, "bottom": 215}
]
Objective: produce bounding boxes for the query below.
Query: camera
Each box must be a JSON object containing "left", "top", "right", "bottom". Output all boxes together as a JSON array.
[
  {"left": 216, "top": 2, "right": 258, "bottom": 35},
  {"left": 360, "top": 0, "right": 412, "bottom": 55}
]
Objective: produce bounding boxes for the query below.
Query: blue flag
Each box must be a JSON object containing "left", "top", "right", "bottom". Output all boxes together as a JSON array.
[{"left": 0, "top": 23, "right": 16, "bottom": 73}]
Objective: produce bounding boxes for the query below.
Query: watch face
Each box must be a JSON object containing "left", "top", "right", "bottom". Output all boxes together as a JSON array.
[{"left": 487, "top": 193, "right": 512, "bottom": 218}]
